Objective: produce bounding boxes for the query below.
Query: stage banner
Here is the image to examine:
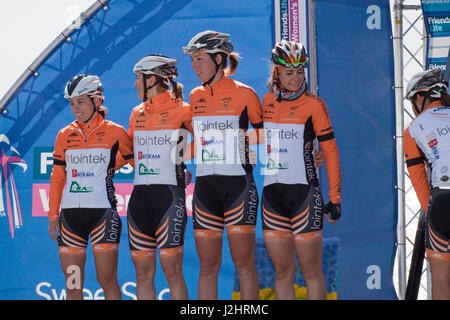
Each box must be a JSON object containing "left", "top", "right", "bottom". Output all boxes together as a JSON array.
[
  {"left": 0, "top": 0, "right": 397, "bottom": 300},
  {"left": 421, "top": 0, "right": 450, "bottom": 71},
  {"left": 314, "top": 0, "right": 398, "bottom": 299},
  {"left": 0, "top": 0, "right": 272, "bottom": 300}
]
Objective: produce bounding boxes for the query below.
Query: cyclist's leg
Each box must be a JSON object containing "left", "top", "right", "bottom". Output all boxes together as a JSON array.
[
  {"left": 92, "top": 250, "right": 121, "bottom": 299},
  {"left": 228, "top": 233, "right": 259, "bottom": 299},
  {"left": 58, "top": 209, "right": 88, "bottom": 300},
  {"left": 425, "top": 189, "right": 450, "bottom": 299},
  {"left": 89, "top": 208, "right": 122, "bottom": 299},
  {"left": 226, "top": 174, "right": 259, "bottom": 300},
  {"left": 59, "top": 251, "right": 86, "bottom": 300},
  {"left": 292, "top": 185, "right": 326, "bottom": 300},
  {"left": 294, "top": 239, "right": 326, "bottom": 300},
  {"left": 263, "top": 237, "right": 295, "bottom": 299},
  {"left": 160, "top": 253, "right": 188, "bottom": 299},
  {"left": 158, "top": 186, "right": 188, "bottom": 300},
  {"left": 131, "top": 254, "right": 157, "bottom": 299},
  {"left": 261, "top": 184, "right": 296, "bottom": 299},
  {"left": 428, "top": 258, "right": 450, "bottom": 299},
  {"left": 192, "top": 176, "right": 224, "bottom": 300},
  {"left": 127, "top": 186, "right": 158, "bottom": 300}
]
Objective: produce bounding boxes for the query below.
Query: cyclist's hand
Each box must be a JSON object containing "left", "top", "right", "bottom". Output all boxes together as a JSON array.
[
  {"left": 185, "top": 170, "right": 192, "bottom": 185},
  {"left": 48, "top": 219, "right": 60, "bottom": 242},
  {"left": 323, "top": 201, "right": 341, "bottom": 223},
  {"left": 314, "top": 149, "right": 323, "bottom": 167}
]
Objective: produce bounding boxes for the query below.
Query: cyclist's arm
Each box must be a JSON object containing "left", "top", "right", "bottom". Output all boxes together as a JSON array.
[
  {"left": 48, "top": 132, "right": 66, "bottom": 221},
  {"left": 313, "top": 101, "right": 341, "bottom": 204},
  {"left": 246, "top": 90, "right": 264, "bottom": 146},
  {"left": 404, "top": 127, "right": 430, "bottom": 212},
  {"left": 115, "top": 125, "right": 134, "bottom": 170}
]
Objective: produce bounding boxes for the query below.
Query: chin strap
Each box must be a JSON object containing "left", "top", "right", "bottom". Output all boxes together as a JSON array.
[
  {"left": 411, "top": 94, "right": 428, "bottom": 116},
  {"left": 83, "top": 96, "right": 98, "bottom": 124},
  {"left": 202, "top": 54, "right": 221, "bottom": 87},
  {"left": 142, "top": 75, "right": 166, "bottom": 102}
]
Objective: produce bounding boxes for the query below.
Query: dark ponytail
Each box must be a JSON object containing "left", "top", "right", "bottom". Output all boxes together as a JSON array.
[
  {"left": 170, "top": 79, "right": 184, "bottom": 100},
  {"left": 441, "top": 91, "right": 450, "bottom": 106},
  {"left": 98, "top": 106, "right": 108, "bottom": 117}
]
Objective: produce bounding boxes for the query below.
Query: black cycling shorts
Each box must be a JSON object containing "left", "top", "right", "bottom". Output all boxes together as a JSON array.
[
  {"left": 425, "top": 188, "right": 450, "bottom": 261},
  {"left": 58, "top": 208, "right": 122, "bottom": 255},
  {"left": 192, "top": 174, "right": 258, "bottom": 238},
  {"left": 262, "top": 183, "right": 323, "bottom": 242},
  {"left": 127, "top": 184, "right": 186, "bottom": 258}
]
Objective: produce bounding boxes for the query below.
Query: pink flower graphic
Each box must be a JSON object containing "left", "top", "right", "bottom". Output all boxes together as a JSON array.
[{"left": 0, "top": 135, "right": 27, "bottom": 238}]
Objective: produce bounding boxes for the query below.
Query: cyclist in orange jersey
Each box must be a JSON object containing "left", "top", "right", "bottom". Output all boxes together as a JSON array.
[
  {"left": 48, "top": 74, "right": 134, "bottom": 300},
  {"left": 183, "top": 30, "right": 263, "bottom": 300},
  {"left": 404, "top": 68, "right": 450, "bottom": 299},
  {"left": 127, "top": 54, "right": 192, "bottom": 300},
  {"left": 261, "top": 41, "right": 342, "bottom": 300}
]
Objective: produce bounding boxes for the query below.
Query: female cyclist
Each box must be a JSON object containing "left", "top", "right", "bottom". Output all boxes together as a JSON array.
[
  {"left": 127, "top": 54, "right": 192, "bottom": 300},
  {"left": 183, "top": 30, "right": 263, "bottom": 300},
  {"left": 48, "top": 74, "right": 134, "bottom": 300},
  {"left": 261, "top": 40, "right": 342, "bottom": 300},
  {"left": 404, "top": 68, "right": 450, "bottom": 300}
]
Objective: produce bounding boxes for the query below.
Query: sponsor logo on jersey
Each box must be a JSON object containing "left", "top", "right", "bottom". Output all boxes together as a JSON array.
[
  {"left": 194, "top": 120, "right": 234, "bottom": 131},
  {"left": 134, "top": 134, "right": 172, "bottom": 146},
  {"left": 266, "top": 157, "right": 289, "bottom": 170},
  {"left": 138, "top": 163, "right": 160, "bottom": 175},
  {"left": 71, "top": 169, "right": 94, "bottom": 178},
  {"left": 66, "top": 153, "right": 106, "bottom": 164},
  {"left": 267, "top": 145, "right": 288, "bottom": 154},
  {"left": 426, "top": 132, "right": 440, "bottom": 159},
  {"left": 69, "top": 181, "right": 93, "bottom": 193},
  {"left": 138, "top": 152, "right": 160, "bottom": 160},
  {"left": 200, "top": 136, "right": 225, "bottom": 146},
  {"left": 201, "top": 149, "right": 225, "bottom": 162}
]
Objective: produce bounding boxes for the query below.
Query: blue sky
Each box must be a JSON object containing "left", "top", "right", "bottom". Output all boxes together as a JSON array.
[{"left": 0, "top": 0, "right": 94, "bottom": 98}]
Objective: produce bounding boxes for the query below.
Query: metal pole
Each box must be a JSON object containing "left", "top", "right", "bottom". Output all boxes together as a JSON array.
[
  {"left": 308, "top": 0, "right": 318, "bottom": 95},
  {"left": 393, "top": 0, "right": 406, "bottom": 300}
]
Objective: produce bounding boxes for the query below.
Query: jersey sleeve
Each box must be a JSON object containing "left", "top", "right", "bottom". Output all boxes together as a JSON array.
[
  {"left": 115, "top": 125, "right": 134, "bottom": 170},
  {"left": 312, "top": 99, "right": 341, "bottom": 204},
  {"left": 48, "top": 131, "right": 67, "bottom": 221},
  {"left": 404, "top": 127, "right": 430, "bottom": 212},
  {"left": 246, "top": 89, "right": 263, "bottom": 129}
]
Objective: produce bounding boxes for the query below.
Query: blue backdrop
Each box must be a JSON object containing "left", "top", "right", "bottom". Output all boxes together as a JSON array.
[{"left": 0, "top": 0, "right": 397, "bottom": 299}]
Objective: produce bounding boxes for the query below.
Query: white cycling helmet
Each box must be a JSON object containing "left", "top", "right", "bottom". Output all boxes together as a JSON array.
[
  {"left": 133, "top": 54, "right": 178, "bottom": 79},
  {"left": 405, "top": 68, "right": 448, "bottom": 100},
  {"left": 182, "top": 30, "right": 233, "bottom": 55},
  {"left": 64, "top": 74, "right": 104, "bottom": 100}
]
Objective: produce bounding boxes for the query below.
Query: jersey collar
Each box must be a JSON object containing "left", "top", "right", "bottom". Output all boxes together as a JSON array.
[{"left": 144, "top": 91, "right": 173, "bottom": 113}]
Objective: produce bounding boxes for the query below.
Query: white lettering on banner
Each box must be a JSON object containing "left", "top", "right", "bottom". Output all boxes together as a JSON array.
[
  {"left": 158, "top": 288, "right": 171, "bottom": 300},
  {"left": 366, "top": 5, "right": 381, "bottom": 30},
  {"left": 40, "top": 152, "right": 53, "bottom": 174},
  {"left": 115, "top": 193, "right": 131, "bottom": 213},
  {"left": 35, "top": 281, "right": 164, "bottom": 300},
  {"left": 117, "top": 163, "right": 133, "bottom": 175},
  {"left": 366, "top": 265, "right": 381, "bottom": 290},
  {"left": 39, "top": 189, "right": 50, "bottom": 211},
  {"left": 66, "top": 265, "right": 81, "bottom": 290}
]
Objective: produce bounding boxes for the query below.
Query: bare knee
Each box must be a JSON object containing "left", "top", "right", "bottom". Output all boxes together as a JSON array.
[{"left": 273, "top": 262, "right": 295, "bottom": 280}]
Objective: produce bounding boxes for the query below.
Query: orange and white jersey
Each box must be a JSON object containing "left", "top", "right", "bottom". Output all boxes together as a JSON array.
[
  {"left": 189, "top": 75, "right": 263, "bottom": 177},
  {"left": 404, "top": 101, "right": 450, "bottom": 211},
  {"left": 49, "top": 114, "right": 134, "bottom": 220},
  {"left": 128, "top": 91, "right": 192, "bottom": 186},
  {"left": 262, "top": 90, "right": 341, "bottom": 204}
]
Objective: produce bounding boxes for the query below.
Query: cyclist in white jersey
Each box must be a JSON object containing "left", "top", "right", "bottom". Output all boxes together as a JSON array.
[{"left": 404, "top": 68, "right": 450, "bottom": 300}]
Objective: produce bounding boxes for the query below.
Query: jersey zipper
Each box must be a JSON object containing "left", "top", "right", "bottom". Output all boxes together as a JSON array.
[
  {"left": 209, "top": 86, "right": 216, "bottom": 175},
  {"left": 75, "top": 121, "right": 104, "bottom": 208}
]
